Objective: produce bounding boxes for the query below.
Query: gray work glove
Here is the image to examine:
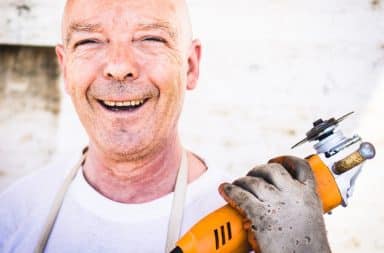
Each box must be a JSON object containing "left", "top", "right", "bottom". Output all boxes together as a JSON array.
[{"left": 219, "top": 156, "right": 331, "bottom": 253}]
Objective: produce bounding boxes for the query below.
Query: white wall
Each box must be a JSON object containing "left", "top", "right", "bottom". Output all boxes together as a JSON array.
[
  {"left": 183, "top": 1, "right": 384, "bottom": 252},
  {"left": 1, "top": 0, "right": 384, "bottom": 252},
  {"left": 0, "top": 45, "right": 60, "bottom": 191},
  {"left": 0, "top": 0, "right": 64, "bottom": 46}
]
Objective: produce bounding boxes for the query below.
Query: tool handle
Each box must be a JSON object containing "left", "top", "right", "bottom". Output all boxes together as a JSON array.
[{"left": 173, "top": 155, "right": 343, "bottom": 253}]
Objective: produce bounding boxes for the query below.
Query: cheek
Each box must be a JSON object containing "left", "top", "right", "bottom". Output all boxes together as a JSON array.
[
  {"left": 147, "top": 63, "right": 184, "bottom": 115},
  {"left": 147, "top": 61, "right": 185, "bottom": 122},
  {"left": 140, "top": 50, "right": 185, "bottom": 93},
  {"left": 65, "top": 52, "right": 103, "bottom": 99},
  {"left": 139, "top": 55, "right": 185, "bottom": 128}
]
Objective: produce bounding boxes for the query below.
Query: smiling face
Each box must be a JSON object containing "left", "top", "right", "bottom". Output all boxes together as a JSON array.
[{"left": 56, "top": 0, "right": 201, "bottom": 161}]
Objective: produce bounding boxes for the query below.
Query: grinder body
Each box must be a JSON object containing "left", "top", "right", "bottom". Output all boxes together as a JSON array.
[
  {"left": 174, "top": 154, "right": 342, "bottom": 253},
  {"left": 172, "top": 113, "right": 375, "bottom": 253}
]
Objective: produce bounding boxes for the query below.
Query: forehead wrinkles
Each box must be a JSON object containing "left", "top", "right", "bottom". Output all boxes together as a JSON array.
[
  {"left": 65, "top": 22, "right": 103, "bottom": 44},
  {"left": 137, "top": 21, "right": 178, "bottom": 41},
  {"left": 62, "top": 0, "right": 192, "bottom": 45}
]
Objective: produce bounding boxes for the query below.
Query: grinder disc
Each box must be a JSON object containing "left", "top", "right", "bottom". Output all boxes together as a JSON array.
[{"left": 291, "top": 112, "right": 354, "bottom": 149}]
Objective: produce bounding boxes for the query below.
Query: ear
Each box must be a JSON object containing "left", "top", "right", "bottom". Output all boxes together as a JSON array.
[
  {"left": 55, "top": 44, "right": 70, "bottom": 93},
  {"left": 186, "top": 39, "right": 201, "bottom": 90}
]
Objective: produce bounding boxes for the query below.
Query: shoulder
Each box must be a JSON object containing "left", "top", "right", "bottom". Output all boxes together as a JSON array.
[
  {"left": 181, "top": 154, "right": 234, "bottom": 233},
  {"left": 0, "top": 152, "right": 81, "bottom": 245},
  {"left": 0, "top": 153, "right": 78, "bottom": 204},
  {"left": 188, "top": 150, "right": 233, "bottom": 182}
]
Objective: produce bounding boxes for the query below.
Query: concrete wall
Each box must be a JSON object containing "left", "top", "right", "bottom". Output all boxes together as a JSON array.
[
  {"left": 0, "top": 45, "right": 60, "bottom": 191},
  {"left": 0, "top": 0, "right": 383, "bottom": 252},
  {"left": 0, "top": 0, "right": 64, "bottom": 46}
]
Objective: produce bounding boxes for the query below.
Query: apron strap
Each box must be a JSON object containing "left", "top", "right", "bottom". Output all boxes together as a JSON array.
[
  {"left": 165, "top": 150, "right": 189, "bottom": 253},
  {"left": 33, "top": 147, "right": 88, "bottom": 253},
  {"left": 33, "top": 147, "right": 188, "bottom": 253}
]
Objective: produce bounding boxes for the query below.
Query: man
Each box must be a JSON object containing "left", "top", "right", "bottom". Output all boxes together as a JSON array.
[{"left": 0, "top": 0, "right": 331, "bottom": 252}]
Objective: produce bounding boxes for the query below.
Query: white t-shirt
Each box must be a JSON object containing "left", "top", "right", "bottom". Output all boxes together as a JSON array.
[{"left": 0, "top": 154, "right": 229, "bottom": 253}]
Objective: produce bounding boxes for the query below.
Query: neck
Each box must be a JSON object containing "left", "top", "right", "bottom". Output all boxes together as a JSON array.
[{"left": 82, "top": 137, "right": 206, "bottom": 203}]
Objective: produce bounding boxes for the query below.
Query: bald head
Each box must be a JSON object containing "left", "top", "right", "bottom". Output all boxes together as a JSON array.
[{"left": 61, "top": 0, "right": 193, "bottom": 50}]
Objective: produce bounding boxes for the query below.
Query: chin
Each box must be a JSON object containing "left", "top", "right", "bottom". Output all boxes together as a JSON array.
[
  {"left": 100, "top": 136, "right": 157, "bottom": 161},
  {"left": 91, "top": 123, "right": 172, "bottom": 161}
]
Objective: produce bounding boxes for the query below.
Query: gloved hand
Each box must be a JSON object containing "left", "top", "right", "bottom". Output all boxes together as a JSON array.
[{"left": 219, "top": 156, "right": 331, "bottom": 253}]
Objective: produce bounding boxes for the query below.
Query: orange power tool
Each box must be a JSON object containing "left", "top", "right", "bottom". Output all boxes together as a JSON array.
[{"left": 170, "top": 112, "right": 376, "bottom": 253}]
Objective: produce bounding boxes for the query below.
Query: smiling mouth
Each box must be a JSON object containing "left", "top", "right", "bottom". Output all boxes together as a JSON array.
[{"left": 98, "top": 99, "right": 148, "bottom": 111}]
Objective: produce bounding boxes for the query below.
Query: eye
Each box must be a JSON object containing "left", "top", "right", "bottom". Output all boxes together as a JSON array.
[
  {"left": 73, "top": 39, "right": 99, "bottom": 48},
  {"left": 143, "top": 36, "right": 167, "bottom": 43}
]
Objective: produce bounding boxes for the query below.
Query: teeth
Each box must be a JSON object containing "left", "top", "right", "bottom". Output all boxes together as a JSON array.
[
  {"left": 104, "top": 101, "right": 116, "bottom": 106},
  {"left": 103, "top": 99, "right": 145, "bottom": 107}
]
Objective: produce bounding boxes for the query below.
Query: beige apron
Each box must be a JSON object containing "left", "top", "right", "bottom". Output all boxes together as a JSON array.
[{"left": 33, "top": 147, "right": 189, "bottom": 253}]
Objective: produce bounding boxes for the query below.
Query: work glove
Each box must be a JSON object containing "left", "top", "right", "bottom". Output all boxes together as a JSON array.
[{"left": 219, "top": 156, "right": 332, "bottom": 253}]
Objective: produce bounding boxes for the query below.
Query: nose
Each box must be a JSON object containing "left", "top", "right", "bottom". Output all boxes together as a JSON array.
[{"left": 103, "top": 45, "right": 139, "bottom": 81}]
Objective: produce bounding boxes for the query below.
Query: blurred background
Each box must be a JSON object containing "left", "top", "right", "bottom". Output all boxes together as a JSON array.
[{"left": 0, "top": 0, "right": 383, "bottom": 252}]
